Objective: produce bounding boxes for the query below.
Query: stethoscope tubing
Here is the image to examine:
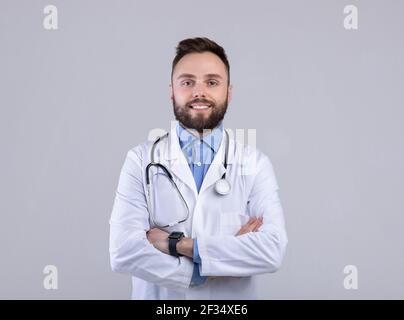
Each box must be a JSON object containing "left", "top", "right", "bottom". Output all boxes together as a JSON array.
[{"left": 146, "top": 129, "right": 230, "bottom": 228}]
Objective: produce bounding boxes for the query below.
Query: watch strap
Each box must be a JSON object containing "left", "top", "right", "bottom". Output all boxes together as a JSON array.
[{"left": 168, "top": 237, "right": 180, "bottom": 257}]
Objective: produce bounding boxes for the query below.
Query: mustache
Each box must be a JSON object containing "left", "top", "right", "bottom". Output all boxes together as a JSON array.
[{"left": 186, "top": 98, "right": 214, "bottom": 107}]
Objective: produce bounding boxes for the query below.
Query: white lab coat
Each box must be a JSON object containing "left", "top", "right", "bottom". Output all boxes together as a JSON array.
[{"left": 109, "top": 121, "right": 288, "bottom": 299}]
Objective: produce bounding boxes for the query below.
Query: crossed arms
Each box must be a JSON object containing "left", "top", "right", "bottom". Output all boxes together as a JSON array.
[
  {"left": 146, "top": 217, "right": 264, "bottom": 258},
  {"left": 109, "top": 148, "right": 288, "bottom": 291}
]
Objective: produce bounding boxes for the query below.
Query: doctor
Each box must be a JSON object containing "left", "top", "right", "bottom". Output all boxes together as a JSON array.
[{"left": 109, "top": 37, "right": 288, "bottom": 299}]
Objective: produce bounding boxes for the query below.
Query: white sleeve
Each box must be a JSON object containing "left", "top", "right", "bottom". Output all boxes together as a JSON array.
[
  {"left": 197, "top": 154, "right": 288, "bottom": 277},
  {"left": 109, "top": 148, "right": 194, "bottom": 290}
]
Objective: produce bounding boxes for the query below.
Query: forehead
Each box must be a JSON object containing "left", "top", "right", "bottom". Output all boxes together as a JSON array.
[{"left": 173, "top": 52, "right": 228, "bottom": 80}]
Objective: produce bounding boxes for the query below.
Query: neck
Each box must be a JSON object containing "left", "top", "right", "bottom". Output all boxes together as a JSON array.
[{"left": 180, "top": 123, "right": 217, "bottom": 138}]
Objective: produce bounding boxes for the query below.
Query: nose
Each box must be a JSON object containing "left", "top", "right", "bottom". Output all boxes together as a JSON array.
[{"left": 192, "top": 82, "right": 206, "bottom": 98}]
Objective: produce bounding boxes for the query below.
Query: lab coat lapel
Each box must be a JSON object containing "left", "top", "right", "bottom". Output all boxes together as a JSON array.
[
  {"left": 198, "top": 129, "right": 232, "bottom": 195},
  {"left": 164, "top": 123, "right": 198, "bottom": 198}
]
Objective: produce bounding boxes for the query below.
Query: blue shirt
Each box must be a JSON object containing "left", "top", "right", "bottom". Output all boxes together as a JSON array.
[{"left": 176, "top": 122, "right": 224, "bottom": 286}]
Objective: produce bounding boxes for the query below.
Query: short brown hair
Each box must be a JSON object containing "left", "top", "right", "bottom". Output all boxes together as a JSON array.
[{"left": 171, "top": 37, "right": 230, "bottom": 85}]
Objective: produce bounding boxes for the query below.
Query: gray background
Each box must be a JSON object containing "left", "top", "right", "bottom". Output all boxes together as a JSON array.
[{"left": 1, "top": 0, "right": 403, "bottom": 299}]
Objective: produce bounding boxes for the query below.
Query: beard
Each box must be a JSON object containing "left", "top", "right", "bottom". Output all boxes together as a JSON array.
[{"left": 173, "top": 94, "right": 228, "bottom": 133}]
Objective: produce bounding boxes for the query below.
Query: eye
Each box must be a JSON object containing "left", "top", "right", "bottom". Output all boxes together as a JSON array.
[
  {"left": 207, "top": 80, "right": 219, "bottom": 87},
  {"left": 181, "top": 80, "right": 193, "bottom": 87}
]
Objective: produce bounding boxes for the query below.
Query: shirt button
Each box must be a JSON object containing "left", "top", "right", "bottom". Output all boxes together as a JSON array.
[{"left": 196, "top": 161, "right": 201, "bottom": 166}]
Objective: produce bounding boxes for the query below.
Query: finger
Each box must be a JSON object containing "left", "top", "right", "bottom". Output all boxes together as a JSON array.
[
  {"left": 247, "top": 217, "right": 257, "bottom": 225},
  {"left": 250, "top": 216, "right": 262, "bottom": 223},
  {"left": 252, "top": 218, "right": 261, "bottom": 225},
  {"left": 252, "top": 221, "right": 263, "bottom": 232},
  {"left": 253, "top": 220, "right": 262, "bottom": 231},
  {"left": 247, "top": 220, "right": 261, "bottom": 232},
  {"left": 236, "top": 225, "right": 248, "bottom": 236},
  {"left": 237, "top": 218, "right": 260, "bottom": 236},
  {"left": 247, "top": 217, "right": 259, "bottom": 226},
  {"left": 256, "top": 217, "right": 263, "bottom": 226}
]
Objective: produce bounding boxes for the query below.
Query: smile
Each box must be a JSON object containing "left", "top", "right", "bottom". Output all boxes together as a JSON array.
[{"left": 189, "top": 104, "right": 211, "bottom": 109}]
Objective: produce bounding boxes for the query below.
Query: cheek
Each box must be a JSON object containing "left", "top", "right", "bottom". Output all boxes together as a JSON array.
[
  {"left": 211, "top": 88, "right": 228, "bottom": 102},
  {"left": 174, "top": 88, "right": 192, "bottom": 102}
]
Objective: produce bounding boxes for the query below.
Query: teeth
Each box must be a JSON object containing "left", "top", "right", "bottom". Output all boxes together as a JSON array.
[{"left": 191, "top": 105, "right": 209, "bottom": 109}]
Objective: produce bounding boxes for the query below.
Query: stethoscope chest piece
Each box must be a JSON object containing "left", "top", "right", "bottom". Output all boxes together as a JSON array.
[{"left": 215, "top": 178, "right": 231, "bottom": 196}]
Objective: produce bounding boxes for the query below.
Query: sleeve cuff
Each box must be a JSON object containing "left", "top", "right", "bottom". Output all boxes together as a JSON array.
[
  {"left": 193, "top": 238, "right": 202, "bottom": 264},
  {"left": 190, "top": 239, "right": 207, "bottom": 286}
]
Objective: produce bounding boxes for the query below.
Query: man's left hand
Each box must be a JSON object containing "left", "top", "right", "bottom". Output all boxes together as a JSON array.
[{"left": 146, "top": 228, "right": 170, "bottom": 255}]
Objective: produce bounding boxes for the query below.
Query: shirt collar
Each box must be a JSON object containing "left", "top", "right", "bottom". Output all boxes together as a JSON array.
[{"left": 176, "top": 121, "right": 224, "bottom": 153}]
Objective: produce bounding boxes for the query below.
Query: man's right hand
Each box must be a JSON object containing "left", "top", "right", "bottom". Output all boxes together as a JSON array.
[
  {"left": 235, "top": 216, "right": 263, "bottom": 236},
  {"left": 208, "top": 217, "right": 263, "bottom": 281}
]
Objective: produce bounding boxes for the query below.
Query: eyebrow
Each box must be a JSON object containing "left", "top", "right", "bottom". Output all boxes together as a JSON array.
[{"left": 176, "top": 73, "right": 223, "bottom": 80}]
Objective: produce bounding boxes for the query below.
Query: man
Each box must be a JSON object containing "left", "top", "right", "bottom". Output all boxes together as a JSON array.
[{"left": 109, "top": 37, "right": 288, "bottom": 299}]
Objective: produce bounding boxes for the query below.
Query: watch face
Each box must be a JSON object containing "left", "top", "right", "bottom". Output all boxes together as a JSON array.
[{"left": 169, "top": 232, "right": 184, "bottom": 240}]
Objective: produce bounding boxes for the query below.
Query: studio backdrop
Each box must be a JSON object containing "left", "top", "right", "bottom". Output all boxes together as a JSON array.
[{"left": 1, "top": 0, "right": 403, "bottom": 299}]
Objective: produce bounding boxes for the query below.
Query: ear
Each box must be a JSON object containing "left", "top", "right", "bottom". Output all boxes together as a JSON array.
[
  {"left": 169, "top": 83, "right": 174, "bottom": 101},
  {"left": 227, "top": 84, "right": 233, "bottom": 103}
]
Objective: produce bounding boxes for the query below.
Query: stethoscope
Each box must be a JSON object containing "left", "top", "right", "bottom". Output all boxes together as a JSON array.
[{"left": 145, "top": 129, "right": 231, "bottom": 228}]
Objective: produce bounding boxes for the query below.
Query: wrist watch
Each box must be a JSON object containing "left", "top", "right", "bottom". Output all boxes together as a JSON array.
[{"left": 168, "top": 231, "right": 184, "bottom": 257}]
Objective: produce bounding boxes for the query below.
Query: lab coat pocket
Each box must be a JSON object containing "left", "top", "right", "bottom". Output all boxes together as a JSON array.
[{"left": 219, "top": 211, "right": 250, "bottom": 236}]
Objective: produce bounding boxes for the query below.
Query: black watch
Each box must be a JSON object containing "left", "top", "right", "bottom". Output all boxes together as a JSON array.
[{"left": 168, "top": 232, "right": 184, "bottom": 257}]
